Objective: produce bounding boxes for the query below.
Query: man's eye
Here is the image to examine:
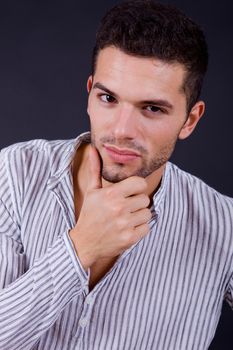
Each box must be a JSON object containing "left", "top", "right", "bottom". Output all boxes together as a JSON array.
[
  {"left": 145, "top": 105, "right": 163, "bottom": 113},
  {"left": 99, "top": 94, "right": 116, "bottom": 103}
]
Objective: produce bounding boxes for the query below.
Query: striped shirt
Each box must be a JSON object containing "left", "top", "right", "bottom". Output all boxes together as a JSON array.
[{"left": 0, "top": 131, "right": 233, "bottom": 350}]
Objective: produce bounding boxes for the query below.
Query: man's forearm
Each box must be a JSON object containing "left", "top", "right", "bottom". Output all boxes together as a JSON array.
[{"left": 0, "top": 235, "right": 84, "bottom": 350}]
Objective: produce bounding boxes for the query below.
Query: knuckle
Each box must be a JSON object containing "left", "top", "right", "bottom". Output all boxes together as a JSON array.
[
  {"left": 111, "top": 203, "right": 120, "bottom": 215},
  {"left": 138, "top": 223, "right": 150, "bottom": 236},
  {"left": 142, "top": 194, "right": 150, "bottom": 207},
  {"left": 116, "top": 216, "right": 128, "bottom": 230},
  {"left": 121, "top": 230, "right": 134, "bottom": 246},
  {"left": 111, "top": 201, "right": 125, "bottom": 216},
  {"left": 146, "top": 196, "right": 151, "bottom": 206}
]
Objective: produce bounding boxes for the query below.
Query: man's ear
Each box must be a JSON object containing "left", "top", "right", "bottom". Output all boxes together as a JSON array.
[
  {"left": 87, "top": 75, "right": 93, "bottom": 116},
  {"left": 178, "top": 100, "right": 205, "bottom": 140},
  {"left": 87, "top": 75, "right": 93, "bottom": 94}
]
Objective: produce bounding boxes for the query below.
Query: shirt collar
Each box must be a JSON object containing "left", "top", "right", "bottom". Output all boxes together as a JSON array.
[
  {"left": 150, "top": 161, "right": 170, "bottom": 220},
  {"left": 47, "top": 131, "right": 91, "bottom": 190}
]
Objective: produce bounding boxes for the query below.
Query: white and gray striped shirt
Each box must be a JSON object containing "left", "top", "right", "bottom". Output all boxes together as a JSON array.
[{"left": 0, "top": 131, "right": 233, "bottom": 350}]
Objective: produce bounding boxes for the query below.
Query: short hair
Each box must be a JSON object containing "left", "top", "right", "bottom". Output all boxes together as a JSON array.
[{"left": 91, "top": 0, "right": 208, "bottom": 114}]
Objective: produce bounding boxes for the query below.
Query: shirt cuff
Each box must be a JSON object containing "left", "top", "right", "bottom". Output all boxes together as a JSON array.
[{"left": 63, "top": 230, "right": 90, "bottom": 288}]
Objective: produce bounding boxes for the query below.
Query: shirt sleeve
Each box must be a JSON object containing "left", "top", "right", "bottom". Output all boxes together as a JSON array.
[
  {"left": 225, "top": 266, "right": 233, "bottom": 309},
  {"left": 0, "top": 147, "right": 87, "bottom": 350},
  {"left": 63, "top": 229, "right": 91, "bottom": 282},
  {"left": 225, "top": 287, "right": 232, "bottom": 309}
]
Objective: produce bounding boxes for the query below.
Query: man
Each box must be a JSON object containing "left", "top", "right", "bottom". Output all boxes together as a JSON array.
[{"left": 0, "top": 1, "right": 232, "bottom": 349}]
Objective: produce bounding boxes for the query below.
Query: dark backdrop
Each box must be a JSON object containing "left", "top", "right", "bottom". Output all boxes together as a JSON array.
[{"left": 0, "top": 0, "right": 232, "bottom": 348}]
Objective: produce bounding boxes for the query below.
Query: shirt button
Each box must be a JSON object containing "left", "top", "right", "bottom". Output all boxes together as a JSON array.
[
  {"left": 79, "top": 317, "right": 88, "bottom": 327},
  {"left": 85, "top": 296, "right": 93, "bottom": 305}
]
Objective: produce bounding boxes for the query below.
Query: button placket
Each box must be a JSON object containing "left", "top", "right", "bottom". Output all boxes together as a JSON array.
[
  {"left": 78, "top": 294, "right": 95, "bottom": 328},
  {"left": 85, "top": 294, "right": 94, "bottom": 305}
]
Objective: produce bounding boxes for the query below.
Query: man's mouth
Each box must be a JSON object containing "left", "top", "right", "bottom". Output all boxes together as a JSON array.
[{"left": 104, "top": 144, "right": 141, "bottom": 163}]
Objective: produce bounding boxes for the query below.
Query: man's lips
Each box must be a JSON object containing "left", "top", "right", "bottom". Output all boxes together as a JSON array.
[
  {"left": 104, "top": 144, "right": 140, "bottom": 156},
  {"left": 104, "top": 145, "right": 141, "bottom": 163}
]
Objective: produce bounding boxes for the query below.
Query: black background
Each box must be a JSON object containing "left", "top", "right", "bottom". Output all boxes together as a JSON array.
[{"left": 0, "top": 0, "right": 232, "bottom": 348}]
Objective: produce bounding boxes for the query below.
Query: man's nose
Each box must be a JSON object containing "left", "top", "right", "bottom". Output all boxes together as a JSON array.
[{"left": 113, "top": 105, "right": 138, "bottom": 139}]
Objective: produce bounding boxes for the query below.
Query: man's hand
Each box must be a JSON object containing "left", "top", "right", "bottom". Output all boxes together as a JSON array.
[{"left": 69, "top": 145, "right": 152, "bottom": 270}]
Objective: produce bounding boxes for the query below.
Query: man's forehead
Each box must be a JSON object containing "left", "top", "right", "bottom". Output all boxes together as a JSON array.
[{"left": 93, "top": 47, "right": 186, "bottom": 99}]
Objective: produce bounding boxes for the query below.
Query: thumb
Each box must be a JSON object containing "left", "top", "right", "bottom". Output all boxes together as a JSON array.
[{"left": 87, "top": 145, "right": 102, "bottom": 190}]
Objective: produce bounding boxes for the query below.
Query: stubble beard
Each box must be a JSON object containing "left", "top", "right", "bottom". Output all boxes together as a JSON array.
[{"left": 91, "top": 133, "right": 178, "bottom": 183}]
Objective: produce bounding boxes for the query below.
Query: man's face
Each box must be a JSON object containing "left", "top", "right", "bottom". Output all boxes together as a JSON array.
[{"left": 87, "top": 46, "right": 198, "bottom": 183}]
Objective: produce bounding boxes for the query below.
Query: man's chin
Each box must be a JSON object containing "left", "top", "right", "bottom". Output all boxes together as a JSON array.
[
  {"left": 101, "top": 165, "right": 136, "bottom": 183},
  {"left": 101, "top": 164, "right": 148, "bottom": 183},
  {"left": 102, "top": 171, "right": 129, "bottom": 184}
]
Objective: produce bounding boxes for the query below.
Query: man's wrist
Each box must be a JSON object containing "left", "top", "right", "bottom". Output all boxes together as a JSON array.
[{"left": 69, "top": 229, "right": 96, "bottom": 271}]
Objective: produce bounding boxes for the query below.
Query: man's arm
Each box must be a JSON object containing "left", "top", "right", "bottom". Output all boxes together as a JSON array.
[
  {"left": 0, "top": 200, "right": 86, "bottom": 350},
  {"left": 0, "top": 148, "right": 86, "bottom": 350}
]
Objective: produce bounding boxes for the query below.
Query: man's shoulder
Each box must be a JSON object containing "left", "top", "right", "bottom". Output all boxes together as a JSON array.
[
  {"left": 0, "top": 137, "right": 83, "bottom": 192},
  {"left": 169, "top": 161, "right": 233, "bottom": 210},
  {"left": 168, "top": 163, "right": 233, "bottom": 270},
  {"left": 0, "top": 134, "right": 88, "bottom": 174},
  {"left": 1, "top": 137, "right": 75, "bottom": 159}
]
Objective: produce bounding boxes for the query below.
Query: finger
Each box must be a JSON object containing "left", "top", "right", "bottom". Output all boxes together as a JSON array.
[
  {"left": 134, "top": 222, "right": 151, "bottom": 240},
  {"left": 126, "top": 194, "right": 150, "bottom": 212},
  {"left": 87, "top": 145, "right": 102, "bottom": 190},
  {"left": 130, "top": 208, "right": 152, "bottom": 227}
]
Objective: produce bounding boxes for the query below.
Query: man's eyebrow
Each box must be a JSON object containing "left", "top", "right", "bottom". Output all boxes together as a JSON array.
[
  {"left": 93, "top": 82, "right": 117, "bottom": 98},
  {"left": 140, "top": 99, "right": 173, "bottom": 110},
  {"left": 93, "top": 82, "right": 173, "bottom": 110}
]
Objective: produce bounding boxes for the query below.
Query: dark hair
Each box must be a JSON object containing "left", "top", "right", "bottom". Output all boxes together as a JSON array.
[{"left": 92, "top": 0, "right": 208, "bottom": 114}]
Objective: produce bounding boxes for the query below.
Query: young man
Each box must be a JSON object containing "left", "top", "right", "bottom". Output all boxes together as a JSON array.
[{"left": 0, "top": 1, "right": 232, "bottom": 349}]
